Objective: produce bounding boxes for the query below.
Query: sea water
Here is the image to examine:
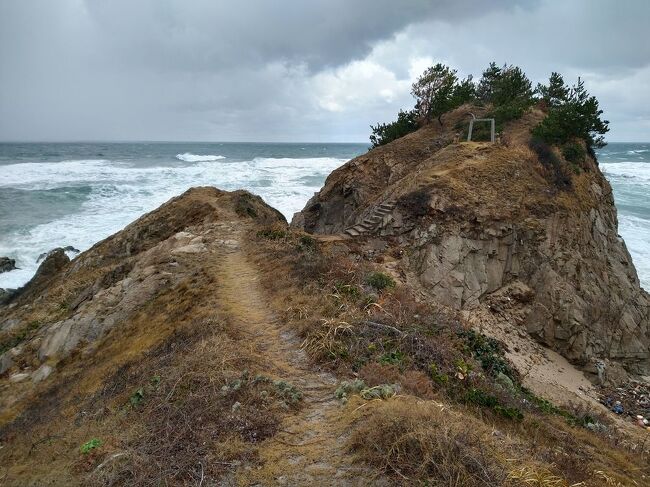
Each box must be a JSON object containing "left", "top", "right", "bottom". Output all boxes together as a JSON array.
[
  {"left": 0, "top": 142, "right": 648, "bottom": 291},
  {"left": 598, "top": 143, "right": 650, "bottom": 290},
  {"left": 0, "top": 142, "right": 362, "bottom": 289}
]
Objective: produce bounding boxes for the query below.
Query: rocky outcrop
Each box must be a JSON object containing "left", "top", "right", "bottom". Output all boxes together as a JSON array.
[
  {"left": 293, "top": 106, "right": 650, "bottom": 376},
  {"left": 0, "top": 187, "right": 285, "bottom": 389},
  {"left": 0, "top": 257, "right": 16, "bottom": 273}
]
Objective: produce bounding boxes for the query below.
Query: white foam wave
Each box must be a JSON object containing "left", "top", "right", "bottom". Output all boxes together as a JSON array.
[
  {"left": 601, "top": 162, "right": 650, "bottom": 183},
  {"left": 0, "top": 156, "right": 347, "bottom": 288},
  {"left": 176, "top": 153, "right": 225, "bottom": 162},
  {"left": 617, "top": 214, "right": 650, "bottom": 291}
]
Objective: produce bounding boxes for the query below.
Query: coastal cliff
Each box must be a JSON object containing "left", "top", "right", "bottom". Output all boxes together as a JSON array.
[
  {"left": 293, "top": 105, "right": 650, "bottom": 377},
  {"left": 1, "top": 127, "right": 649, "bottom": 485}
]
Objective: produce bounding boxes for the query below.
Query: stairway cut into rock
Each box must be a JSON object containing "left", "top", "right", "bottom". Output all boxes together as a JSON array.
[{"left": 344, "top": 200, "right": 395, "bottom": 237}]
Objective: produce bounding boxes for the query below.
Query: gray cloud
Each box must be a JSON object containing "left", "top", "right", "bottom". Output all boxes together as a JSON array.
[{"left": 0, "top": 0, "right": 648, "bottom": 142}]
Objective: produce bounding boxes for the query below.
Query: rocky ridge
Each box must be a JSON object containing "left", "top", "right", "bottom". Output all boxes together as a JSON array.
[{"left": 293, "top": 105, "right": 650, "bottom": 378}]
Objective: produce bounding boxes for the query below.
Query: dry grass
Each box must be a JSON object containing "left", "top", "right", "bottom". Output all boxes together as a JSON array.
[
  {"left": 349, "top": 397, "right": 510, "bottom": 486},
  {"left": 249, "top": 226, "right": 650, "bottom": 486}
]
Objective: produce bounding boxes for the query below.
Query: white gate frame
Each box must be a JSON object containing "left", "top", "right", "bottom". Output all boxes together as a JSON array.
[{"left": 467, "top": 113, "right": 495, "bottom": 143}]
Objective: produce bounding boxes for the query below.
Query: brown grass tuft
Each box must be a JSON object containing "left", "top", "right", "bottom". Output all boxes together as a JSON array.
[{"left": 349, "top": 397, "right": 509, "bottom": 486}]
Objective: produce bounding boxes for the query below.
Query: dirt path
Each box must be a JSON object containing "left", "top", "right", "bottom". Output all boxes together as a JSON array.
[{"left": 209, "top": 223, "right": 380, "bottom": 486}]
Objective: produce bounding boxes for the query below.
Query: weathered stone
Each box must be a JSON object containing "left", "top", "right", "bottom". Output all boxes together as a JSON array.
[
  {"left": 0, "top": 288, "right": 17, "bottom": 305},
  {"left": 9, "top": 372, "right": 30, "bottom": 383},
  {"left": 24, "top": 249, "right": 70, "bottom": 295},
  {"left": 32, "top": 364, "right": 53, "bottom": 383},
  {"left": 0, "top": 352, "right": 13, "bottom": 375},
  {"left": 0, "top": 256, "right": 16, "bottom": 273}
]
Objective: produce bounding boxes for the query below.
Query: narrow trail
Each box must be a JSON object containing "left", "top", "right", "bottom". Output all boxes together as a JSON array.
[{"left": 209, "top": 223, "right": 380, "bottom": 486}]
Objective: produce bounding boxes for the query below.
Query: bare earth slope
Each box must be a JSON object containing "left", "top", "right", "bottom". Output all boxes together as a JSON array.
[{"left": 293, "top": 106, "right": 650, "bottom": 379}]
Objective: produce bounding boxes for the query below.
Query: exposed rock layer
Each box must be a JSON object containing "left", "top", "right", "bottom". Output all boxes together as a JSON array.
[{"left": 293, "top": 106, "right": 650, "bottom": 375}]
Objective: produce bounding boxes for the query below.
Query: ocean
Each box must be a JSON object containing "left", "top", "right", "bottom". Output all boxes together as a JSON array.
[{"left": 0, "top": 142, "right": 648, "bottom": 291}]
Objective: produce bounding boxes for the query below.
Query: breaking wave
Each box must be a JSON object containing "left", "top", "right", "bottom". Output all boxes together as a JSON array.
[{"left": 176, "top": 153, "right": 226, "bottom": 162}]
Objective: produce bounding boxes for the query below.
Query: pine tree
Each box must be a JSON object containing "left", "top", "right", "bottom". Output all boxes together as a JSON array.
[
  {"left": 532, "top": 77, "right": 609, "bottom": 151},
  {"left": 369, "top": 109, "right": 419, "bottom": 148},
  {"left": 411, "top": 63, "right": 458, "bottom": 126},
  {"left": 537, "top": 72, "right": 569, "bottom": 108}
]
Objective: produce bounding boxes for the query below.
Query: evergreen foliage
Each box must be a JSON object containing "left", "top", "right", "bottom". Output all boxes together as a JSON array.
[
  {"left": 533, "top": 77, "right": 609, "bottom": 152},
  {"left": 369, "top": 109, "right": 418, "bottom": 148},
  {"left": 368, "top": 61, "right": 608, "bottom": 154},
  {"left": 537, "top": 72, "right": 569, "bottom": 108},
  {"left": 411, "top": 63, "right": 458, "bottom": 125},
  {"left": 477, "top": 63, "right": 535, "bottom": 127}
]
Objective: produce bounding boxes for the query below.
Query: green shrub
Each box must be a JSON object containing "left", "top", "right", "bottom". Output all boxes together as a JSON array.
[
  {"left": 528, "top": 137, "right": 572, "bottom": 189},
  {"left": 80, "top": 438, "right": 101, "bottom": 454},
  {"left": 532, "top": 76, "right": 609, "bottom": 153},
  {"left": 129, "top": 388, "right": 145, "bottom": 407},
  {"left": 335, "top": 379, "right": 367, "bottom": 403},
  {"left": 379, "top": 350, "right": 405, "bottom": 366},
  {"left": 458, "top": 329, "right": 514, "bottom": 378},
  {"left": 366, "top": 272, "right": 395, "bottom": 291},
  {"left": 257, "top": 228, "right": 287, "bottom": 240},
  {"left": 370, "top": 109, "right": 419, "bottom": 148},
  {"left": 428, "top": 363, "right": 450, "bottom": 384},
  {"left": 298, "top": 235, "right": 316, "bottom": 251},
  {"left": 334, "top": 282, "right": 361, "bottom": 299},
  {"left": 561, "top": 142, "right": 586, "bottom": 173},
  {"left": 465, "top": 388, "right": 523, "bottom": 421},
  {"left": 465, "top": 388, "right": 499, "bottom": 408}
]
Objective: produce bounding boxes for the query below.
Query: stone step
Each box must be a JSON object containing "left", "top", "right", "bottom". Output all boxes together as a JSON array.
[{"left": 345, "top": 228, "right": 360, "bottom": 237}]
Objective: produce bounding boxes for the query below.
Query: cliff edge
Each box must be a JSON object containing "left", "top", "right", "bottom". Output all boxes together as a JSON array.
[{"left": 293, "top": 105, "right": 650, "bottom": 377}]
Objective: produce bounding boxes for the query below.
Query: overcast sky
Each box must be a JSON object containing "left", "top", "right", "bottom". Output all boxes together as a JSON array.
[{"left": 1, "top": 0, "right": 649, "bottom": 142}]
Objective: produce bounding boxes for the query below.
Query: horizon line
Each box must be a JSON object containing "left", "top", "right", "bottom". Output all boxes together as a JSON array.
[
  {"left": 0, "top": 139, "right": 647, "bottom": 145},
  {"left": 0, "top": 140, "right": 372, "bottom": 145}
]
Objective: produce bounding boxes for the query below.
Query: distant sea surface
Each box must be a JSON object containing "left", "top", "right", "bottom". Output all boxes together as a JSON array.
[{"left": 0, "top": 141, "right": 648, "bottom": 291}]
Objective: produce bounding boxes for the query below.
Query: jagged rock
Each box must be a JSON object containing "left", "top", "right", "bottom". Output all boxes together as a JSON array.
[
  {"left": 0, "top": 352, "right": 13, "bottom": 375},
  {"left": 293, "top": 105, "right": 650, "bottom": 375},
  {"left": 0, "top": 257, "right": 16, "bottom": 273},
  {"left": 24, "top": 249, "right": 70, "bottom": 293},
  {"left": 36, "top": 246, "right": 80, "bottom": 263},
  {"left": 32, "top": 364, "right": 53, "bottom": 383},
  {"left": 0, "top": 288, "right": 17, "bottom": 305}
]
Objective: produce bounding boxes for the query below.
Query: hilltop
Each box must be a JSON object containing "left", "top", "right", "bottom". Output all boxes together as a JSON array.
[{"left": 294, "top": 104, "right": 650, "bottom": 381}]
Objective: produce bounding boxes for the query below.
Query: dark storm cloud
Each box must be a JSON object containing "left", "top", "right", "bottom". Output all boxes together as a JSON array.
[
  {"left": 81, "top": 0, "right": 532, "bottom": 72},
  {"left": 0, "top": 0, "right": 648, "bottom": 142}
]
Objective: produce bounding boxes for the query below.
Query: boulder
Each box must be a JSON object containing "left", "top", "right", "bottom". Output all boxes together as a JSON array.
[
  {"left": 24, "top": 248, "right": 70, "bottom": 292},
  {"left": 0, "top": 288, "right": 17, "bottom": 305},
  {"left": 0, "top": 256, "right": 16, "bottom": 273}
]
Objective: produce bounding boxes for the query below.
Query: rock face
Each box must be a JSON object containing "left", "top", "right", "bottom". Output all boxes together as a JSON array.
[
  {"left": 293, "top": 106, "right": 650, "bottom": 375},
  {"left": 0, "top": 257, "right": 16, "bottom": 273}
]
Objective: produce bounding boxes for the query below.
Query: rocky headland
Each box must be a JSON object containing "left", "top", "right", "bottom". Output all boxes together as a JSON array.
[
  {"left": 294, "top": 105, "right": 650, "bottom": 381},
  {"left": 1, "top": 111, "right": 649, "bottom": 486}
]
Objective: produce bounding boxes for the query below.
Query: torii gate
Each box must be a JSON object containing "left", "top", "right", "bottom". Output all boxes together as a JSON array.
[{"left": 466, "top": 113, "right": 496, "bottom": 143}]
